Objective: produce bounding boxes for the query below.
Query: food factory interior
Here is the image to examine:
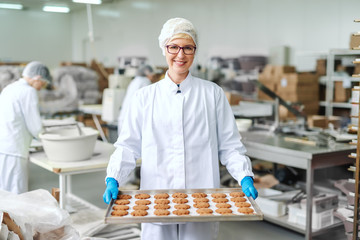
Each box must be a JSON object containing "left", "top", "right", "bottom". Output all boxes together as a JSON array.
[{"left": 1, "top": 0, "right": 360, "bottom": 239}]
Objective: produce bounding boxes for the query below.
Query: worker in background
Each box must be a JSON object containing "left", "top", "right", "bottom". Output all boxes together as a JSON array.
[
  {"left": 0, "top": 61, "right": 51, "bottom": 194},
  {"left": 117, "top": 65, "right": 154, "bottom": 134},
  {"left": 103, "top": 18, "right": 258, "bottom": 240}
]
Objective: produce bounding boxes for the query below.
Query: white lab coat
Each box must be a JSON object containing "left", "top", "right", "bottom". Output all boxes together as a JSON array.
[
  {"left": 0, "top": 78, "right": 43, "bottom": 194},
  {"left": 117, "top": 76, "right": 151, "bottom": 133},
  {"left": 106, "top": 73, "right": 254, "bottom": 240}
]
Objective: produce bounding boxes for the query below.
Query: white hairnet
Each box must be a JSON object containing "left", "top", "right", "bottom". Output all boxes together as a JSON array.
[
  {"left": 22, "top": 61, "right": 52, "bottom": 83},
  {"left": 158, "top": 17, "right": 198, "bottom": 56}
]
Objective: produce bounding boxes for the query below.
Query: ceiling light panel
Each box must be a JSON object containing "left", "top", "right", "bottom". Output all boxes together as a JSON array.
[
  {"left": 72, "top": 0, "right": 102, "bottom": 4},
  {"left": 43, "top": 5, "right": 70, "bottom": 13},
  {"left": 0, "top": 3, "right": 23, "bottom": 10}
]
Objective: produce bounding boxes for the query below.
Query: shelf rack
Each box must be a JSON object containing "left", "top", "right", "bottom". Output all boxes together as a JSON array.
[
  {"left": 351, "top": 26, "right": 360, "bottom": 238},
  {"left": 324, "top": 49, "right": 360, "bottom": 117},
  {"left": 351, "top": 85, "right": 360, "bottom": 240}
]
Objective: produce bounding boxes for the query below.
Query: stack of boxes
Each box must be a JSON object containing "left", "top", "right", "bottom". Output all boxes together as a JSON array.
[{"left": 258, "top": 65, "right": 319, "bottom": 120}]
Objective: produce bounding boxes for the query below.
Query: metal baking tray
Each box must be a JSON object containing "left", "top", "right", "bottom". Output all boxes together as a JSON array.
[{"left": 105, "top": 187, "right": 263, "bottom": 224}]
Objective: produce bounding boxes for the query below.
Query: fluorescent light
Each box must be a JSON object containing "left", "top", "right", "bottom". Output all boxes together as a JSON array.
[
  {"left": 43, "top": 6, "right": 70, "bottom": 13},
  {"left": 0, "top": 3, "right": 23, "bottom": 10},
  {"left": 72, "top": 0, "right": 102, "bottom": 4}
]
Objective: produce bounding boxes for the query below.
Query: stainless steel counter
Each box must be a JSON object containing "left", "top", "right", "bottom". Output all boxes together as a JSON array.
[{"left": 240, "top": 131, "right": 356, "bottom": 240}]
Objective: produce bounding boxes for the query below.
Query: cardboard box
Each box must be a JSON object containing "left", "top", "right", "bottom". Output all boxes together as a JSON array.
[
  {"left": 350, "top": 34, "right": 360, "bottom": 49},
  {"left": 303, "top": 102, "right": 320, "bottom": 115},
  {"left": 354, "top": 63, "right": 360, "bottom": 75},
  {"left": 316, "top": 59, "right": 342, "bottom": 76},
  {"left": 334, "top": 81, "right": 351, "bottom": 102},
  {"left": 276, "top": 73, "right": 319, "bottom": 102},
  {"left": 316, "top": 59, "right": 326, "bottom": 76},
  {"left": 307, "top": 115, "right": 342, "bottom": 129},
  {"left": 273, "top": 65, "right": 296, "bottom": 81},
  {"left": 225, "top": 91, "right": 242, "bottom": 105},
  {"left": 259, "top": 65, "right": 296, "bottom": 83}
]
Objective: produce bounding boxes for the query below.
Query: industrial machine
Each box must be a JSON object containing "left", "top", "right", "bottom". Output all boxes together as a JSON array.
[{"left": 101, "top": 87, "right": 126, "bottom": 123}]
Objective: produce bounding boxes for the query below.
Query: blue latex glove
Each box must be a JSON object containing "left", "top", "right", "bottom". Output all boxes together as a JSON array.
[
  {"left": 241, "top": 176, "right": 258, "bottom": 199},
  {"left": 103, "top": 177, "right": 119, "bottom": 204}
]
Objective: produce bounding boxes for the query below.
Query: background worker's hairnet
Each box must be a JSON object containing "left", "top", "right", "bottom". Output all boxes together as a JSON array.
[
  {"left": 158, "top": 17, "right": 198, "bottom": 56},
  {"left": 136, "top": 65, "right": 154, "bottom": 77},
  {"left": 22, "top": 61, "right": 52, "bottom": 83}
]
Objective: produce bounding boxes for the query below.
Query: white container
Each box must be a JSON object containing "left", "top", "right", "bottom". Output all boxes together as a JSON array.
[
  {"left": 351, "top": 103, "right": 359, "bottom": 125},
  {"left": 351, "top": 86, "right": 360, "bottom": 103},
  {"left": 236, "top": 119, "right": 252, "bottom": 132},
  {"left": 256, "top": 188, "right": 286, "bottom": 217},
  {"left": 39, "top": 127, "right": 99, "bottom": 162},
  {"left": 288, "top": 203, "right": 334, "bottom": 229}
]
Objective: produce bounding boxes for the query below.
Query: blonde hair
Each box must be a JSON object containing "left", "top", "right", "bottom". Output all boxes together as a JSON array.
[{"left": 169, "top": 33, "right": 195, "bottom": 45}]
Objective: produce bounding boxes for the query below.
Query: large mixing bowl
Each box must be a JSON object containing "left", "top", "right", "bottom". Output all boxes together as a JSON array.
[{"left": 39, "top": 127, "right": 99, "bottom": 162}]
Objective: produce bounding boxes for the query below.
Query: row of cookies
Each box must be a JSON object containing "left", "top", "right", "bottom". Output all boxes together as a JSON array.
[{"left": 111, "top": 191, "right": 254, "bottom": 217}]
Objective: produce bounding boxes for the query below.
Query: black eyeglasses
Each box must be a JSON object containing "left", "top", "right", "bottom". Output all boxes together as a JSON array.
[{"left": 166, "top": 45, "right": 197, "bottom": 55}]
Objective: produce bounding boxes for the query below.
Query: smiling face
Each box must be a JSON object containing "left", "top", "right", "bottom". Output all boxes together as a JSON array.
[{"left": 165, "top": 37, "right": 196, "bottom": 84}]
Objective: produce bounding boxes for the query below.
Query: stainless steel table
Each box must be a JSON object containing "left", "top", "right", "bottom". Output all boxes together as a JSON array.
[
  {"left": 241, "top": 131, "right": 356, "bottom": 240},
  {"left": 30, "top": 140, "right": 115, "bottom": 210}
]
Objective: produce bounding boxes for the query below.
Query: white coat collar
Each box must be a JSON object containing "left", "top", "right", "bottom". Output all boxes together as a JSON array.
[
  {"left": 19, "top": 78, "right": 29, "bottom": 85},
  {"left": 162, "top": 71, "right": 192, "bottom": 95}
]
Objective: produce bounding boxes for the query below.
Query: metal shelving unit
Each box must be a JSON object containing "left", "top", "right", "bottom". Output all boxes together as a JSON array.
[
  {"left": 351, "top": 19, "right": 360, "bottom": 240},
  {"left": 351, "top": 62, "right": 360, "bottom": 240},
  {"left": 324, "top": 49, "right": 360, "bottom": 116}
]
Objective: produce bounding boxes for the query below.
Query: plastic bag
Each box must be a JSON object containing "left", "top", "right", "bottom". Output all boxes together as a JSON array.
[{"left": 0, "top": 189, "right": 79, "bottom": 239}]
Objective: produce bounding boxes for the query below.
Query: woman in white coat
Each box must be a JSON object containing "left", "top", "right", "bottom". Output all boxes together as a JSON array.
[
  {"left": 103, "top": 18, "right": 258, "bottom": 240},
  {"left": 0, "top": 61, "right": 51, "bottom": 194}
]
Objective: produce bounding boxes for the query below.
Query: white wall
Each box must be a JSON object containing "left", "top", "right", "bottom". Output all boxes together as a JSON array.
[
  {"left": 1, "top": 0, "right": 360, "bottom": 71},
  {"left": 0, "top": 9, "right": 72, "bottom": 69},
  {"left": 70, "top": 0, "right": 360, "bottom": 70}
]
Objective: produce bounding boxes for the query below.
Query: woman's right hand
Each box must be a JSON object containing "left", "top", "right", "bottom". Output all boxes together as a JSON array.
[{"left": 103, "top": 177, "right": 119, "bottom": 204}]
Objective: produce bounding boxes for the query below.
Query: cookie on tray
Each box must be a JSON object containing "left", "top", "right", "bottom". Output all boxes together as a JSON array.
[
  {"left": 173, "top": 209, "right": 190, "bottom": 216},
  {"left": 174, "top": 204, "right": 190, "bottom": 210},
  {"left": 135, "top": 199, "right": 151, "bottom": 205},
  {"left": 172, "top": 198, "right": 188, "bottom": 204},
  {"left": 215, "top": 208, "right": 233, "bottom": 215},
  {"left": 131, "top": 210, "right": 148, "bottom": 217},
  {"left": 193, "top": 198, "right": 209, "bottom": 203},
  {"left": 172, "top": 193, "right": 188, "bottom": 198},
  {"left": 193, "top": 202, "right": 210, "bottom": 208},
  {"left": 230, "top": 197, "right": 246, "bottom": 203},
  {"left": 115, "top": 199, "right": 130, "bottom": 205},
  {"left": 215, "top": 203, "right": 231, "bottom": 208},
  {"left": 154, "top": 204, "right": 171, "bottom": 210},
  {"left": 196, "top": 208, "right": 213, "bottom": 215},
  {"left": 113, "top": 205, "right": 129, "bottom": 211},
  {"left": 212, "top": 198, "right": 228, "bottom": 203},
  {"left": 211, "top": 193, "right": 227, "bottom": 198},
  {"left": 235, "top": 202, "right": 251, "bottom": 208},
  {"left": 191, "top": 192, "right": 207, "bottom": 198},
  {"left": 238, "top": 207, "right": 254, "bottom": 215},
  {"left": 117, "top": 194, "right": 132, "bottom": 200},
  {"left": 111, "top": 210, "right": 128, "bottom": 216},
  {"left": 133, "top": 205, "right": 149, "bottom": 210},
  {"left": 135, "top": 193, "right": 151, "bottom": 199},
  {"left": 155, "top": 199, "right": 170, "bottom": 204},
  {"left": 229, "top": 192, "right": 245, "bottom": 198},
  {"left": 154, "top": 209, "right": 170, "bottom": 216},
  {"left": 154, "top": 193, "right": 170, "bottom": 199}
]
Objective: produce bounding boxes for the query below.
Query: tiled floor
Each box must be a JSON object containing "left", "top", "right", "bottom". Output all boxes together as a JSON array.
[{"left": 28, "top": 162, "right": 347, "bottom": 240}]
